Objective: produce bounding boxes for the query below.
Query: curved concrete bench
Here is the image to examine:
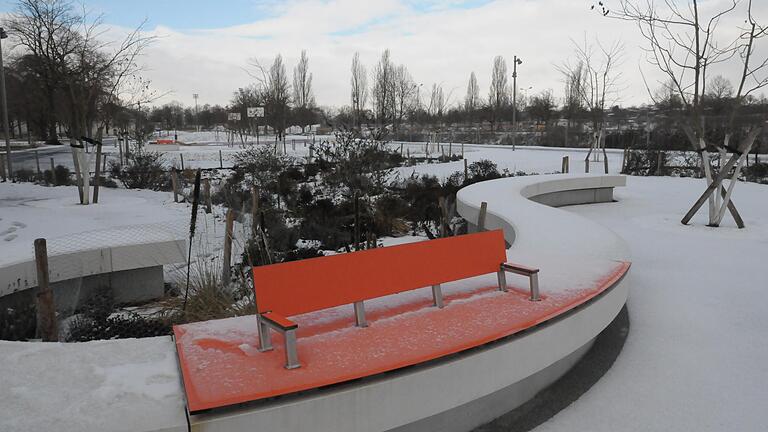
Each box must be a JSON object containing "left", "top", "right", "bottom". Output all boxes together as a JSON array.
[
  {"left": 0, "top": 225, "right": 186, "bottom": 315},
  {"left": 0, "top": 174, "right": 629, "bottom": 432}
]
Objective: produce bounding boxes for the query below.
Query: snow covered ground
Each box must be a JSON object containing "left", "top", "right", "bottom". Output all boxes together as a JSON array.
[
  {"left": 2, "top": 133, "right": 768, "bottom": 430},
  {"left": 534, "top": 176, "right": 768, "bottom": 432}
]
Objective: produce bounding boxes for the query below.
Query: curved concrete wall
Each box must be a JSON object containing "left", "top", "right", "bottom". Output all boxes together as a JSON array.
[{"left": 0, "top": 174, "right": 629, "bottom": 432}]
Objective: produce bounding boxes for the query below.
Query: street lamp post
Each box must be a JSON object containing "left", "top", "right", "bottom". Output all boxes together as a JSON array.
[
  {"left": 193, "top": 93, "right": 199, "bottom": 132},
  {"left": 0, "top": 27, "right": 11, "bottom": 179},
  {"left": 512, "top": 56, "right": 522, "bottom": 151}
]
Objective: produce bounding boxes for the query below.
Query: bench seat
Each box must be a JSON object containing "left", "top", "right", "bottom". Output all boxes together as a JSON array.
[{"left": 172, "top": 259, "right": 630, "bottom": 412}]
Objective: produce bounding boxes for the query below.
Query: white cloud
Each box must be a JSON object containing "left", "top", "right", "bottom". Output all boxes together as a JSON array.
[{"left": 119, "top": 0, "right": 768, "bottom": 109}]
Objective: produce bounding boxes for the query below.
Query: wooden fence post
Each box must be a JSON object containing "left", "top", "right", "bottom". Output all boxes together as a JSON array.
[
  {"left": 34, "top": 238, "right": 58, "bottom": 341},
  {"left": 35, "top": 150, "right": 41, "bottom": 177},
  {"left": 171, "top": 168, "right": 179, "bottom": 203},
  {"left": 251, "top": 185, "right": 260, "bottom": 236},
  {"left": 604, "top": 153, "right": 609, "bottom": 174},
  {"left": 180, "top": 153, "right": 185, "bottom": 171},
  {"left": 477, "top": 202, "right": 488, "bottom": 232},
  {"left": 464, "top": 159, "right": 469, "bottom": 183},
  {"left": 0, "top": 154, "right": 6, "bottom": 181},
  {"left": 656, "top": 152, "right": 663, "bottom": 176},
  {"left": 585, "top": 159, "right": 590, "bottom": 173},
  {"left": 204, "top": 179, "right": 212, "bottom": 213},
  {"left": 562, "top": 156, "right": 569, "bottom": 173},
  {"left": 222, "top": 208, "right": 235, "bottom": 283},
  {"left": 219, "top": 150, "right": 223, "bottom": 169}
]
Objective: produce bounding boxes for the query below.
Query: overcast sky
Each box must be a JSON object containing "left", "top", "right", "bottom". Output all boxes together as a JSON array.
[{"left": 1, "top": 0, "right": 766, "bottom": 110}]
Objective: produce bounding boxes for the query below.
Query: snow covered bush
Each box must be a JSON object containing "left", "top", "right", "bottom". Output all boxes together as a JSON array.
[{"left": 109, "top": 150, "right": 171, "bottom": 191}]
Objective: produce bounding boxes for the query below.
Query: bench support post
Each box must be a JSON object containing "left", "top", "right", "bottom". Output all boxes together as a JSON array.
[
  {"left": 284, "top": 330, "right": 301, "bottom": 369},
  {"left": 354, "top": 301, "right": 368, "bottom": 327},
  {"left": 432, "top": 284, "right": 444, "bottom": 308},
  {"left": 257, "top": 315, "right": 273, "bottom": 352},
  {"left": 497, "top": 270, "right": 508, "bottom": 292},
  {"left": 529, "top": 273, "right": 540, "bottom": 301}
]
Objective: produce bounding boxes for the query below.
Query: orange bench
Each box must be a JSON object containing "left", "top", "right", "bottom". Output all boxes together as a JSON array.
[{"left": 252, "top": 229, "right": 540, "bottom": 369}]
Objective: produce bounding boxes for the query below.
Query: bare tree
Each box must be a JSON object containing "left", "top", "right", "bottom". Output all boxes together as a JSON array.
[
  {"left": 489, "top": 55, "right": 508, "bottom": 130},
  {"left": 612, "top": 0, "right": 768, "bottom": 227},
  {"left": 428, "top": 83, "right": 445, "bottom": 118},
  {"left": 5, "top": 0, "right": 156, "bottom": 204},
  {"left": 371, "top": 49, "right": 395, "bottom": 127},
  {"left": 292, "top": 50, "right": 315, "bottom": 132},
  {"left": 562, "top": 61, "right": 584, "bottom": 146},
  {"left": 391, "top": 64, "right": 417, "bottom": 131},
  {"left": 350, "top": 51, "right": 368, "bottom": 127},
  {"left": 708, "top": 75, "right": 734, "bottom": 99},
  {"left": 250, "top": 54, "right": 291, "bottom": 141},
  {"left": 557, "top": 35, "right": 624, "bottom": 166},
  {"left": 465, "top": 71, "right": 480, "bottom": 113}
]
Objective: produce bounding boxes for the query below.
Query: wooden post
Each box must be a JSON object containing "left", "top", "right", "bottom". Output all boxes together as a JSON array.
[
  {"left": 438, "top": 196, "right": 447, "bottom": 238},
  {"left": 219, "top": 150, "right": 223, "bottom": 169},
  {"left": 251, "top": 185, "right": 260, "bottom": 236},
  {"left": 461, "top": 142, "right": 465, "bottom": 158},
  {"left": 35, "top": 150, "right": 41, "bottom": 177},
  {"left": 204, "top": 179, "right": 212, "bottom": 213},
  {"left": 585, "top": 159, "right": 590, "bottom": 173},
  {"left": 118, "top": 137, "right": 123, "bottom": 164},
  {"left": 561, "top": 156, "right": 569, "bottom": 173},
  {"left": 477, "top": 202, "right": 488, "bottom": 232},
  {"left": 0, "top": 154, "right": 6, "bottom": 181},
  {"left": 171, "top": 168, "right": 179, "bottom": 203},
  {"left": 604, "top": 152, "right": 609, "bottom": 174},
  {"left": 93, "top": 142, "right": 103, "bottom": 204},
  {"left": 180, "top": 153, "right": 185, "bottom": 171},
  {"left": 464, "top": 159, "right": 469, "bottom": 183},
  {"left": 622, "top": 147, "right": 628, "bottom": 172},
  {"left": 656, "top": 152, "right": 663, "bottom": 176},
  {"left": 222, "top": 209, "right": 235, "bottom": 283},
  {"left": 34, "top": 238, "right": 58, "bottom": 341},
  {"left": 354, "top": 194, "right": 360, "bottom": 251},
  {"left": 292, "top": 139, "right": 295, "bottom": 151}
]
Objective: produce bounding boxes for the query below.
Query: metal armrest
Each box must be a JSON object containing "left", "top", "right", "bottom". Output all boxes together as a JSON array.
[
  {"left": 257, "top": 313, "right": 301, "bottom": 369},
  {"left": 497, "top": 263, "right": 541, "bottom": 301}
]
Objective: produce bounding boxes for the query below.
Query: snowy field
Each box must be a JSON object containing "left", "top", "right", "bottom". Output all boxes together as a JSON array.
[{"left": 534, "top": 176, "right": 768, "bottom": 432}]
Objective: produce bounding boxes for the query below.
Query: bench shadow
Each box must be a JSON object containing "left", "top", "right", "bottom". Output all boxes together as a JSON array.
[{"left": 472, "top": 304, "right": 630, "bottom": 432}]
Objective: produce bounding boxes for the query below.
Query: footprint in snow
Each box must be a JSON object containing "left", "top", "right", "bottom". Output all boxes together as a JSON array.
[
  {"left": 0, "top": 227, "right": 16, "bottom": 236},
  {"left": 4, "top": 234, "right": 17, "bottom": 241},
  {"left": 11, "top": 221, "right": 27, "bottom": 228}
]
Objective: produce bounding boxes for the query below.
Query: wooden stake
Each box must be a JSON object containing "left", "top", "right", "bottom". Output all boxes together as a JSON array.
[
  {"left": 204, "top": 179, "right": 212, "bottom": 213},
  {"left": 222, "top": 208, "right": 235, "bottom": 283},
  {"left": 464, "top": 158, "right": 469, "bottom": 183},
  {"left": 219, "top": 150, "right": 223, "bottom": 169},
  {"left": 180, "top": 153, "right": 185, "bottom": 171},
  {"left": 35, "top": 150, "right": 41, "bottom": 177},
  {"left": 603, "top": 148, "right": 609, "bottom": 174},
  {"left": 562, "top": 156, "right": 569, "bottom": 173},
  {"left": 0, "top": 154, "right": 5, "bottom": 181},
  {"left": 34, "top": 238, "right": 58, "bottom": 341},
  {"left": 171, "top": 168, "right": 179, "bottom": 203},
  {"left": 477, "top": 202, "right": 488, "bottom": 232},
  {"left": 585, "top": 159, "right": 590, "bottom": 173},
  {"left": 93, "top": 130, "right": 104, "bottom": 204},
  {"left": 251, "top": 185, "right": 260, "bottom": 237}
]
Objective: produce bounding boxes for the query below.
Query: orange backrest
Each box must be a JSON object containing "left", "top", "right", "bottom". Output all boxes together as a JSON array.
[{"left": 252, "top": 230, "right": 507, "bottom": 316}]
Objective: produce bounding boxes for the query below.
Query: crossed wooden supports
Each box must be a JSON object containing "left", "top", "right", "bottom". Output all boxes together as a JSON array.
[{"left": 680, "top": 127, "right": 761, "bottom": 228}]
